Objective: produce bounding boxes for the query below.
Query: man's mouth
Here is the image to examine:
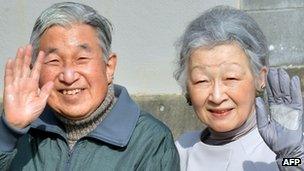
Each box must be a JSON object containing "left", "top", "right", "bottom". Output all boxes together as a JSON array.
[{"left": 59, "top": 88, "right": 85, "bottom": 95}]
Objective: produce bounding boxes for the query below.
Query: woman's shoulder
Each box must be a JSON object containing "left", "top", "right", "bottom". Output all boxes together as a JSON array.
[{"left": 175, "top": 130, "right": 203, "bottom": 149}]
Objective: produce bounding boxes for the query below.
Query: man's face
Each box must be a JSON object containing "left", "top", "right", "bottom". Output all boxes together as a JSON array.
[
  {"left": 39, "top": 24, "right": 116, "bottom": 120},
  {"left": 187, "top": 43, "right": 262, "bottom": 132}
]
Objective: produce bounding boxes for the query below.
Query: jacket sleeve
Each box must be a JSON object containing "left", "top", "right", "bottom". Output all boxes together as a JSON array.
[
  {"left": 159, "top": 140, "right": 180, "bottom": 171},
  {"left": 0, "top": 115, "right": 29, "bottom": 170}
]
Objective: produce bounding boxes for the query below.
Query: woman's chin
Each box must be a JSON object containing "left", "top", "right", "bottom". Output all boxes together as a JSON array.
[{"left": 209, "top": 124, "right": 236, "bottom": 132}]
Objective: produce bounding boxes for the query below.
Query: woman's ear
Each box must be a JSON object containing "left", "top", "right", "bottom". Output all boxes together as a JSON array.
[{"left": 255, "top": 67, "right": 268, "bottom": 91}]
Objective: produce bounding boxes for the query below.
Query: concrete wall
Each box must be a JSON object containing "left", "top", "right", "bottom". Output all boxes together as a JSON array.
[
  {"left": 132, "top": 95, "right": 204, "bottom": 138},
  {"left": 240, "top": 0, "right": 304, "bottom": 96},
  {"left": 241, "top": 0, "right": 304, "bottom": 67}
]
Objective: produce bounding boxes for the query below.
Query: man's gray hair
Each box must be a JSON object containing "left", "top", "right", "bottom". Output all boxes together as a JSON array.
[
  {"left": 30, "top": 2, "right": 112, "bottom": 62},
  {"left": 174, "top": 5, "right": 269, "bottom": 94}
]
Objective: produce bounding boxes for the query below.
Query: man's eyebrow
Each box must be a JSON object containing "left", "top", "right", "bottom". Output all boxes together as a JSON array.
[
  {"left": 45, "top": 47, "right": 58, "bottom": 55},
  {"left": 78, "top": 43, "right": 92, "bottom": 52}
]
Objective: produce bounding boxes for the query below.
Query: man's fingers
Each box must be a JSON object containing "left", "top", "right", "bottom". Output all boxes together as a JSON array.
[
  {"left": 278, "top": 68, "right": 291, "bottom": 103},
  {"left": 256, "top": 97, "right": 270, "bottom": 129},
  {"left": 21, "top": 45, "right": 33, "bottom": 78},
  {"left": 4, "top": 59, "right": 14, "bottom": 87},
  {"left": 39, "top": 81, "right": 54, "bottom": 101},
  {"left": 30, "top": 51, "right": 45, "bottom": 83},
  {"left": 13, "top": 47, "right": 25, "bottom": 79}
]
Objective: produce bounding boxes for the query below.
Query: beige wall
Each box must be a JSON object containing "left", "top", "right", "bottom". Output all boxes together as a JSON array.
[{"left": 0, "top": 0, "right": 238, "bottom": 95}]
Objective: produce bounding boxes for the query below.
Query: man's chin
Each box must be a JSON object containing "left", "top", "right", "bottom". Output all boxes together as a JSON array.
[
  {"left": 57, "top": 111, "right": 91, "bottom": 120},
  {"left": 51, "top": 106, "right": 92, "bottom": 120}
]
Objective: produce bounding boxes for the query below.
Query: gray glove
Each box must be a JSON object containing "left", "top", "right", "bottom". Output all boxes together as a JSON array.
[{"left": 256, "top": 68, "right": 304, "bottom": 171}]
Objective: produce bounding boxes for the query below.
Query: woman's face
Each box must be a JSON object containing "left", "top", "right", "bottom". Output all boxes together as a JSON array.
[{"left": 187, "top": 43, "right": 265, "bottom": 132}]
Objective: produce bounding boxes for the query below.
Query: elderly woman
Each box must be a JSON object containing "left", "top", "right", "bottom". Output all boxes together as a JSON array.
[{"left": 174, "top": 6, "right": 303, "bottom": 171}]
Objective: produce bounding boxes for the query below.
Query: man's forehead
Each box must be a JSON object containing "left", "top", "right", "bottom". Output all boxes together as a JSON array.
[
  {"left": 40, "top": 24, "right": 99, "bottom": 50},
  {"left": 44, "top": 43, "right": 92, "bottom": 55}
]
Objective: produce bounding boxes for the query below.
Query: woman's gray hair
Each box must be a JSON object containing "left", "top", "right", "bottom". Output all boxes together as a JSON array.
[
  {"left": 30, "top": 2, "right": 112, "bottom": 62},
  {"left": 174, "top": 5, "right": 269, "bottom": 94}
]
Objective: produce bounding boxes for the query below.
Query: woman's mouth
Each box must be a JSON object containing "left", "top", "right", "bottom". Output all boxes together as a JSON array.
[{"left": 208, "top": 108, "right": 233, "bottom": 118}]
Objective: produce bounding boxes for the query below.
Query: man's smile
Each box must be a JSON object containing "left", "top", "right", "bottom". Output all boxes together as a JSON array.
[{"left": 59, "top": 88, "right": 85, "bottom": 95}]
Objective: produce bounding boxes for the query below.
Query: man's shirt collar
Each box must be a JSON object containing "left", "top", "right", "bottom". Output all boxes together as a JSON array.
[{"left": 31, "top": 85, "right": 140, "bottom": 148}]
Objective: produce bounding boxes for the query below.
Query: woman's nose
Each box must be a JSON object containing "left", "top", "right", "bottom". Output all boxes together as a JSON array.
[
  {"left": 58, "top": 67, "right": 80, "bottom": 84},
  {"left": 208, "top": 82, "right": 227, "bottom": 104}
]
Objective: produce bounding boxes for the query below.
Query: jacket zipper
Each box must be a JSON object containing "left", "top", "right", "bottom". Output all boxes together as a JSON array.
[
  {"left": 66, "top": 149, "right": 73, "bottom": 170},
  {"left": 65, "top": 141, "right": 79, "bottom": 171}
]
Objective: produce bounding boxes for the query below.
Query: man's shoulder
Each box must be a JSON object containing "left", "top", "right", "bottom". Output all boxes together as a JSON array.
[
  {"left": 126, "top": 110, "right": 176, "bottom": 149},
  {"left": 135, "top": 111, "right": 171, "bottom": 135}
]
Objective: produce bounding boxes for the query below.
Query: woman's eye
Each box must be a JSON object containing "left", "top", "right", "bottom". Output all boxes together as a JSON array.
[{"left": 196, "top": 80, "right": 208, "bottom": 84}]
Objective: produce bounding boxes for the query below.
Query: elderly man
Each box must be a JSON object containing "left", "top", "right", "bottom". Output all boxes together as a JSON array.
[{"left": 0, "top": 2, "right": 179, "bottom": 170}]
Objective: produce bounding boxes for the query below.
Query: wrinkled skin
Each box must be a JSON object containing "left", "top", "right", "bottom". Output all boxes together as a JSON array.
[
  {"left": 39, "top": 24, "right": 116, "bottom": 120},
  {"left": 187, "top": 42, "right": 266, "bottom": 132}
]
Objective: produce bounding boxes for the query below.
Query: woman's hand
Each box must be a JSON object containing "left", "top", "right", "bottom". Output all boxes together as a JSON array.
[
  {"left": 3, "top": 45, "right": 53, "bottom": 129},
  {"left": 256, "top": 68, "right": 303, "bottom": 170}
]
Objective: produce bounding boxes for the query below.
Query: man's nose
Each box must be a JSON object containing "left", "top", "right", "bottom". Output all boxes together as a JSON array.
[
  {"left": 208, "top": 82, "right": 227, "bottom": 104},
  {"left": 58, "top": 67, "right": 80, "bottom": 84}
]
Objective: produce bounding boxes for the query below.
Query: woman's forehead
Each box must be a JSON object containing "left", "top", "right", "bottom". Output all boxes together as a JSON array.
[{"left": 189, "top": 43, "right": 250, "bottom": 68}]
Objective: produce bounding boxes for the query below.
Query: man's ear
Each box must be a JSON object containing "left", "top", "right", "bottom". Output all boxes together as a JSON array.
[
  {"left": 255, "top": 66, "right": 268, "bottom": 91},
  {"left": 106, "top": 53, "right": 117, "bottom": 84}
]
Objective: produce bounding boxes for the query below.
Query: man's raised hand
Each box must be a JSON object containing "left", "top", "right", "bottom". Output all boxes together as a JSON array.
[{"left": 3, "top": 45, "right": 53, "bottom": 129}]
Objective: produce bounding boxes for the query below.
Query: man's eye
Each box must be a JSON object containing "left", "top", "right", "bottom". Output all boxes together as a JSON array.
[
  {"left": 225, "top": 77, "right": 239, "bottom": 81},
  {"left": 77, "top": 57, "right": 90, "bottom": 63},
  {"left": 45, "top": 59, "right": 59, "bottom": 64},
  {"left": 78, "top": 57, "right": 88, "bottom": 60}
]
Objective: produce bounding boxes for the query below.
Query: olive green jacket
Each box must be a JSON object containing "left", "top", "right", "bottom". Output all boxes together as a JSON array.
[{"left": 0, "top": 85, "right": 179, "bottom": 171}]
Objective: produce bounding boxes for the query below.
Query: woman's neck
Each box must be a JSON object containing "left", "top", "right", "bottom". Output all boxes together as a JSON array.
[{"left": 201, "top": 110, "right": 257, "bottom": 145}]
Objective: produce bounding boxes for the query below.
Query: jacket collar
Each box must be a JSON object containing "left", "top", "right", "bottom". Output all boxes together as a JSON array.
[{"left": 31, "top": 85, "right": 140, "bottom": 148}]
